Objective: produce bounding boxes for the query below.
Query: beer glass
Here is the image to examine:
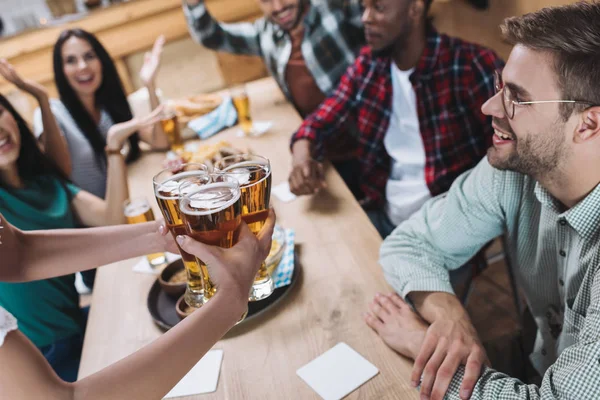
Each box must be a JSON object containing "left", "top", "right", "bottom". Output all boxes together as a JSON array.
[
  {"left": 124, "top": 197, "right": 167, "bottom": 268},
  {"left": 215, "top": 154, "right": 274, "bottom": 301},
  {"left": 161, "top": 109, "right": 184, "bottom": 153},
  {"left": 153, "top": 163, "right": 210, "bottom": 308},
  {"left": 179, "top": 175, "right": 241, "bottom": 306},
  {"left": 231, "top": 85, "right": 253, "bottom": 135}
]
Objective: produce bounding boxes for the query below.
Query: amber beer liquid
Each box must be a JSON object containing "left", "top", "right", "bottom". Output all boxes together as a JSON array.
[
  {"left": 180, "top": 182, "right": 242, "bottom": 300},
  {"left": 124, "top": 199, "right": 166, "bottom": 268},
  {"left": 161, "top": 112, "right": 184, "bottom": 153},
  {"left": 232, "top": 91, "right": 252, "bottom": 135},
  {"left": 154, "top": 171, "right": 212, "bottom": 306},
  {"left": 216, "top": 156, "right": 274, "bottom": 301}
]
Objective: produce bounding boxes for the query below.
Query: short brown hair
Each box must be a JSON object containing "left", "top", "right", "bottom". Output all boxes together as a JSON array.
[{"left": 501, "top": 1, "right": 600, "bottom": 120}]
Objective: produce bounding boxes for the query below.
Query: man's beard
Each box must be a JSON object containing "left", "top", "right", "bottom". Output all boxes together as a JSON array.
[
  {"left": 489, "top": 117, "right": 569, "bottom": 178},
  {"left": 371, "top": 20, "right": 412, "bottom": 58},
  {"left": 271, "top": 1, "right": 304, "bottom": 31}
]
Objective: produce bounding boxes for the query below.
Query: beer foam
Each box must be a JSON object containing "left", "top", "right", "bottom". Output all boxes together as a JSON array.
[
  {"left": 218, "top": 161, "right": 270, "bottom": 187},
  {"left": 124, "top": 202, "right": 150, "bottom": 217},
  {"left": 155, "top": 171, "right": 210, "bottom": 200},
  {"left": 180, "top": 182, "right": 241, "bottom": 216}
]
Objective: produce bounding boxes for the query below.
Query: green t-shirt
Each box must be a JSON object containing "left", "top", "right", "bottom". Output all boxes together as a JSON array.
[{"left": 0, "top": 175, "right": 85, "bottom": 347}]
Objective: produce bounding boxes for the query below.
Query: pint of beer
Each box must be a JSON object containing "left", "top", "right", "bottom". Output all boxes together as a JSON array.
[
  {"left": 124, "top": 197, "right": 167, "bottom": 268},
  {"left": 161, "top": 109, "right": 184, "bottom": 153},
  {"left": 179, "top": 175, "right": 242, "bottom": 302},
  {"left": 215, "top": 154, "right": 274, "bottom": 301},
  {"left": 231, "top": 85, "right": 253, "bottom": 135},
  {"left": 153, "top": 163, "right": 210, "bottom": 308}
]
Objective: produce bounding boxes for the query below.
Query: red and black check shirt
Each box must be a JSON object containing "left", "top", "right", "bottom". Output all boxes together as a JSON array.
[{"left": 292, "top": 27, "right": 504, "bottom": 208}]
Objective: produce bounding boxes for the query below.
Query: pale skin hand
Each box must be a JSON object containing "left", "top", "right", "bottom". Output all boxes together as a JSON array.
[
  {"left": 289, "top": 139, "right": 327, "bottom": 195},
  {"left": 137, "top": 35, "right": 169, "bottom": 150},
  {"left": 365, "top": 292, "right": 486, "bottom": 400},
  {"left": 106, "top": 104, "right": 165, "bottom": 150},
  {"left": 177, "top": 209, "right": 276, "bottom": 300},
  {"left": 364, "top": 293, "right": 428, "bottom": 360},
  {"left": 410, "top": 292, "right": 488, "bottom": 400},
  {"left": 0, "top": 212, "right": 276, "bottom": 400},
  {"left": 0, "top": 59, "right": 72, "bottom": 175}
]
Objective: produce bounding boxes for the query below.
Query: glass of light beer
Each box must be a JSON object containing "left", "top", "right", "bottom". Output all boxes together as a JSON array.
[
  {"left": 124, "top": 197, "right": 167, "bottom": 268},
  {"left": 179, "top": 174, "right": 241, "bottom": 302},
  {"left": 153, "top": 163, "right": 210, "bottom": 308},
  {"left": 230, "top": 85, "right": 253, "bottom": 135},
  {"left": 215, "top": 154, "right": 274, "bottom": 301},
  {"left": 161, "top": 109, "right": 184, "bottom": 153}
]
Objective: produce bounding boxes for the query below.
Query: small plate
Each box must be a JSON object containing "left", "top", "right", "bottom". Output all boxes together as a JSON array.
[
  {"left": 147, "top": 251, "right": 300, "bottom": 330},
  {"left": 235, "top": 121, "right": 273, "bottom": 137}
]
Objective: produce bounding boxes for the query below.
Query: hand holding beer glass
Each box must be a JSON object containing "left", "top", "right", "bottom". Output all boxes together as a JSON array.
[
  {"left": 124, "top": 197, "right": 167, "bottom": 268},
  {"left": 179, "top": 174, "right": 246, "bottom": 318},
  {"left": 231, "top": 85, "right": 253, "bottom": 136},
  {"left": 153, "top": 163, "right": 210, "bottom": 308},
  {"left": 215, "top": 154, "right": 274, "bottom": 301}
]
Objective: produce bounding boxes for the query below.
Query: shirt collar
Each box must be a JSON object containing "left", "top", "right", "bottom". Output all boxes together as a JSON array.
[
  {"left": 411, "top": 25, "right": 442, "bottom": 83},
  {"left": 535, "top": 181, "right": 600, "bottom": 240}
]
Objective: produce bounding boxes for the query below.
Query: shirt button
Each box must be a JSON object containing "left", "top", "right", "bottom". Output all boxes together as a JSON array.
[
  {"left": 542, "top": 349, "right": 547, "bottom": 356},
  {"left": 559, "top": 279, "right": 565, "bottom": 286},
  {"left": 559, "top": 219, "right": 567, "bottom": 226},
  {"left": 559, "top": 250, "right": 566, "bottom": 257}
]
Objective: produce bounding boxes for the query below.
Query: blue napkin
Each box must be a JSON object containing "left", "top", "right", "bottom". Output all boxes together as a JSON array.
[
  {"left": 273, "top": 229, "right": 295, "bottom": 289},
  {"left": 187, "top": 96, "right": 237, "bottom": 140}
]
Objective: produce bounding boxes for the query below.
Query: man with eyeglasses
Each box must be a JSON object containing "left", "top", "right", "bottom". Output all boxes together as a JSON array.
[{"left": 364, "top": 2, "right": 600, "bottom": 399}]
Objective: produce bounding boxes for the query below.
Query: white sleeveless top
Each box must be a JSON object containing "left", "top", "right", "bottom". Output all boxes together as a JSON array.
[{"left": 0, "top": 306, "right": 17, "bottom": 347}]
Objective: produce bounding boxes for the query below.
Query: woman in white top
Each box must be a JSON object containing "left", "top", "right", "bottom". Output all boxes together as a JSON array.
[
  {"left": 0, "top": 210, "right": 275, "bottom": 400},
  {"left": 34, "top": 30, "right": 169, "bottom": 199}
]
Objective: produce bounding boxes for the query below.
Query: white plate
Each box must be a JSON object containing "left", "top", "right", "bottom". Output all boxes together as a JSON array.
[{"left": 236, "top": 121, "right": 273, "bottom": 137}]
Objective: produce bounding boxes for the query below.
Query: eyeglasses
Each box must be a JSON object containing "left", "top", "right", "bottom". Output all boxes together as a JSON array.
[{"left": 494, "top": 71, "right": 594, "bottom": 120}]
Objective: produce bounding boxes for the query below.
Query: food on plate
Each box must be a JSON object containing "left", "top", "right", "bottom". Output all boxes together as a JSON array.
[{"left": 163, "top": 141, "right": 249, "bottom": 172}]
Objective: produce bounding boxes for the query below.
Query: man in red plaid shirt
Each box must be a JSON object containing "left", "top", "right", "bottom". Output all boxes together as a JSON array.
[{"left": 289, "top": 0, "right": 504, "bottom": 238}]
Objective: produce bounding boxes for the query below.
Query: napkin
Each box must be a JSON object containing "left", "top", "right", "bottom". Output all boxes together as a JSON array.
[
  {"left": 187, "top": 96, "right": 237, "bottom": 140},
  {"left": 272, "top": 229, "right": 295, "bottom": 289},
  {"left": 272, "top": 181, "right": 297, "bottom": 203},
  {"left": 297, "top": 343, "right": 379, "bottom": 400},
  {"left": 164, "top": 349, "right": 223, "bottom": 398},
  {"left": 132, "top": 252, "right": 181, "bottom": 275}
]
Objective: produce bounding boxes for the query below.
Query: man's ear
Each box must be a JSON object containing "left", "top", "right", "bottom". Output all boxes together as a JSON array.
[{"left": 574, "top": 107, "right": 600, "bottom": 143}]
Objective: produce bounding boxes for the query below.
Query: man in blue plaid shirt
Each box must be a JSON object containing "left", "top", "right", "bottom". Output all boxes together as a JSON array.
[{"left": 182, "top": 0, "right": 364, "bottom": 119}]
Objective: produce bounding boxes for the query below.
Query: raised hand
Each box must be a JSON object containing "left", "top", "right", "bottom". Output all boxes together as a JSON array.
[
  {"left": 139, "top": 35, "right": 165, "bottom": 87},
  {"left": 0, "top": 58, "right": 47, "bottom": 99}
]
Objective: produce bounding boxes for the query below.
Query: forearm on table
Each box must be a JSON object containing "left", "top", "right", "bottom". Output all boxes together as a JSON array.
[
  {"left": 14, "top": 222, "right": 164, "bottom": 282},
  {"left": 71, "top": 292, "right": 243, "bottom": 400},
  {"left": 37, "top": 94, "right": 72, "bottom": 176}
]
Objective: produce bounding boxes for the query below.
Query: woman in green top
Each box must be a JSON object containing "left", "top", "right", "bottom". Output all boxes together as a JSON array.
[{"left": 0, "top": 59, "right": 162, "bottom": 382}]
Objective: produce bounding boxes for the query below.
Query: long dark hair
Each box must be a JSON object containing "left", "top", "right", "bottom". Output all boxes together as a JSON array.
[
  {"left": 0, "top": 94, "right": 69, "bottom": 187},
  {"left": 52, "top": 28, "right": 140, "bottom": 163}
]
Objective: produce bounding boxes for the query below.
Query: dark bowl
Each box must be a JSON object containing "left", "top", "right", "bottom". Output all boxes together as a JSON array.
[
  {"left": 158, "top": 259, "right": 187, "bottom": 299},
  {"left": 175, "top": 294, "right": 196, "bottom": 320}
]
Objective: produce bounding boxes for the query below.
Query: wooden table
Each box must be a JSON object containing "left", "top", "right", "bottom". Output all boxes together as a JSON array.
[{"left": 78, "top": 78, "right": 418, "bottom": 399}]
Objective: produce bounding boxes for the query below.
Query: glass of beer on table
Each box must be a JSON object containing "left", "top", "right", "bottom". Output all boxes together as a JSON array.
[
  {"left": 230, "top": 85, "right": 253, "bottom": 135},
  {"left": 124, "top": 197, "right": 167, "bottom": 268},
  {"left": 214, "top": 154, "right": 274, "bottom": 301},
  {"left": 153, "top": 163, "right": 210, "bottom": 308},
  {"left": 179, "top": 174, "right": 242, "bottom": 305},
  {"left": 160, "top": 108, "right": 184, "bottom": 153}
]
